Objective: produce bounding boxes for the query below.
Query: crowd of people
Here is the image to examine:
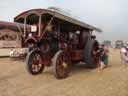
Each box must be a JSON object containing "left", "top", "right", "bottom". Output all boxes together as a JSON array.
[{"left": 97, "top": 43, "right": 128, "bottom": 70}]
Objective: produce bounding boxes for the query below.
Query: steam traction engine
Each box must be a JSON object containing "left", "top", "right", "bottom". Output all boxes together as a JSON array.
[{"left": 14, "top": 8, "right": 102, "bottom": 79}]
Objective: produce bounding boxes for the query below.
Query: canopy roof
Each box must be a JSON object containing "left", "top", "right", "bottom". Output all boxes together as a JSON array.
[
  {"left": 14, "top": 9, "right": 102, "bottom": 32},
  {"left": 0, "top": 21, "right": 31, "bottom": 32}
]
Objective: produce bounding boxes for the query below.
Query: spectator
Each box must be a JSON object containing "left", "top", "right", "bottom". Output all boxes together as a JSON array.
[
  {"left": 9, "top": 49, "right": 14, "bottom": 57},
  {"left": 120, "top": 46, "right": 128, "bottom": 67},
  {"left": 98, "top": 44, "right": 109, "bottom": 70},
  {"left": 103, "top": 46, "right": 109, "bottom": 67}
]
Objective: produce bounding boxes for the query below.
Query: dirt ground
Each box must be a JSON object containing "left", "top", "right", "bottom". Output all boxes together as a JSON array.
[{"left": 0, "top": 49, "right": 128, "bottom": 96}]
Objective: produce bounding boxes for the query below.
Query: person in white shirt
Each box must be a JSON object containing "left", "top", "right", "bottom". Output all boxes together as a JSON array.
[
  {"left": 120, "top": 46, "right": 128, "bottom": 66},
  {"left": 9, "top": 49, "right": 14, "bottom": 57}
]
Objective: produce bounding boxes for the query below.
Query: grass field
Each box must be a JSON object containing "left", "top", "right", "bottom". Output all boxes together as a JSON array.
[{"left": 0, "top": 49, "right": 128, "bottom": 96}]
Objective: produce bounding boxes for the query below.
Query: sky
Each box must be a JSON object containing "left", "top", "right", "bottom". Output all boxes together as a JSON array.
[{"left": 0, "top": 0, "right": 128, "bottom": 43}]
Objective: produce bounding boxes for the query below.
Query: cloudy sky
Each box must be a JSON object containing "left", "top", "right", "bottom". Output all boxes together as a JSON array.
[{"left": 0, "top": 0, "right": 128, "bottom": 42}]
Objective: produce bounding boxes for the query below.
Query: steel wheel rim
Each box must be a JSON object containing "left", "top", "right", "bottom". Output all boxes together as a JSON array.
[
  {"left": 31, "top": 53, "right": 43, "bottom": 72},
  {"left": 56, "top": 53, "right": 69, "bottom": 78}
]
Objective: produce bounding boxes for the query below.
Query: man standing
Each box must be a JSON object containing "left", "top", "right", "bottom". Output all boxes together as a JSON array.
[{"left": 98, "top": 44, "right": 109, "bottom": 70}]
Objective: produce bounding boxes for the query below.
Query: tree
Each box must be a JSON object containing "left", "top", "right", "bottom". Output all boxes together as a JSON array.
[{"left": 103, "top": 40, "right": 112, "bottom": 47}]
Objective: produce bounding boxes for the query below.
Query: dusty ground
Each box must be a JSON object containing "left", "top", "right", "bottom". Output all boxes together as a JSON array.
[{"left": 0, "top": 49, "right": 128, "bottom": 96}]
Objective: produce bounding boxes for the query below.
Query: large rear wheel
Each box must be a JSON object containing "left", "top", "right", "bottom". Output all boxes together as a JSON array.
[
  {"left": 26, "top": 49, "right": 44, "bottom": 75},
  {"left": 52, "top": 50, "right": 70, "bottom": 79},
  {"left": 84, "top": 38, "right": 100, "bottom": 68}
]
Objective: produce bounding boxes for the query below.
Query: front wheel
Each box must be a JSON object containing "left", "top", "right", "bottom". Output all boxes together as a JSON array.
[
  {"left": 26, "top": 49, "right": 44, "bottom": 75},
  {"left": 52, "top": 50, "right": 70, "bottom": 79}
]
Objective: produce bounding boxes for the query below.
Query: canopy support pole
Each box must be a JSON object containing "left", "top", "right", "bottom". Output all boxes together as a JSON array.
[
  {"left": 38, "top": 15, "right": 42, "bottom": 37},
  {"left": 23, "top": 17, "right": 27, "bottom": 37}
]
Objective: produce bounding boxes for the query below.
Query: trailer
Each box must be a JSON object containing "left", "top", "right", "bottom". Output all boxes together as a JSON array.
[{"left": 0, "top": 21, "right": 30, "bottom": 57}]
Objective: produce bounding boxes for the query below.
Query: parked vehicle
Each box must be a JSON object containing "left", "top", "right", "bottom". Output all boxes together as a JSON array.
[
  {"left": 14, "top": 8, "right": 102, "bottom": 79},
  {"left": 115, "top": 40, "right": 124, "bottom": 49}
]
